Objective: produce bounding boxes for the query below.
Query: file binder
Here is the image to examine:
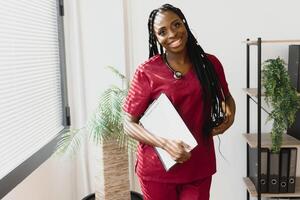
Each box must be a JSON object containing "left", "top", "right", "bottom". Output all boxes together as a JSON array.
[
  {"left": 288, "top": 148, "right": 297, "bottom": 193},
  {"left": 249, "top": 147, "right": 269, "bottom": 193},
  {"left": 269, "top": 152, "right": 280, "bottom": 193},
  {"left": 139, "top": 93, "right": 198, "bottom": 171},
  {"left": 279, "top": 148, "right": 289, "bottom": 193}
]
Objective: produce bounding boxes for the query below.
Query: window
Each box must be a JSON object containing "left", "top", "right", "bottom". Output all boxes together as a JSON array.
[{"left": 0, "top": 0, "right": 69, "bottom": 198}]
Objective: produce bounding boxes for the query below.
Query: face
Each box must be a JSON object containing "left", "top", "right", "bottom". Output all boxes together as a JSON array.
[{"left": 153, "top": 10, "right": 188, "bottom": 54}]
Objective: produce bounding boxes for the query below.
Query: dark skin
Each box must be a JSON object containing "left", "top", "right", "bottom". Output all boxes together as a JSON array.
[{"left": 124, "top": 10, "right": 236, "bottom": 164}]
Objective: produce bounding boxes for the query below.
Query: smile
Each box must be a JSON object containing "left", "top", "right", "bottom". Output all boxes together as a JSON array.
[{"left": 168, "top": 39, "right": 182, "bottom": 48}]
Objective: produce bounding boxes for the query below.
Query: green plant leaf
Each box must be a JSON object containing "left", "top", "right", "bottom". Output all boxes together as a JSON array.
[
  {"left": 262, "top": 57, "right": 300, "bottom": 153},
  {"left": 55, "top": 66, "right": 137, "bottom": 156},
  {"left": 55, "top": 127, "right": 86, "bottom": 157},
  {"left": 106, "top": 66, "right": 126, "bottom": 82}
]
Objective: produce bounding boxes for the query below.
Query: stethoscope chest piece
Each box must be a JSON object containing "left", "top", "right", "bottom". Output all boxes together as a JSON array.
[
  {"left": 164, "top": 53, "right": 183, "bottom": 80},
  {"left": 174, "top": 71, "right": 183, "bottom": 79}
]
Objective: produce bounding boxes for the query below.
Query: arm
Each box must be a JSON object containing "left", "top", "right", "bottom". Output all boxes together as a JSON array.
[
  {"left": 124, "top": 113, "right": 191, "bottom": 163},
  {"left": 211, "top": 94, "right": 236, "bottom": 136}
]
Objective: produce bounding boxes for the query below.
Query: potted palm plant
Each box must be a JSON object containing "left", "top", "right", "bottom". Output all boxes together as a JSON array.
[
  {"left": 262, "top": 57, "right": 300, "bottom": 153},
  {"left": 55, "top": 66, "right": 138, "bottom": 200}
]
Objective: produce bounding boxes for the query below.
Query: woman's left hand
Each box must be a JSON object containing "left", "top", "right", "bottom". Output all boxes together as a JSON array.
[{"left": 211, "top": 95, "right": 236, "bottom": 136}]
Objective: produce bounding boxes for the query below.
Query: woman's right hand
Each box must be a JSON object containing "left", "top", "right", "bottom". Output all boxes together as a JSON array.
[
  {"left": 162, "top": 139, "right": 192, "bottom": 163},
  {"left": 124, "top": 113, "right": 192, "bottom": 163}
]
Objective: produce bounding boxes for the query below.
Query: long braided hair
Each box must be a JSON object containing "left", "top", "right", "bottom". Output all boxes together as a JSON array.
[{"left": 148, "top": 4, "right": 226, "bottom": 138}]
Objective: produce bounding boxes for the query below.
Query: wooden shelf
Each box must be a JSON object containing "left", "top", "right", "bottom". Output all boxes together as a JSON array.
[
  {"left": 243, "top": 38, "right": 300, "bottom": 199},
  {"left": 242, "top": 88, "right": 273, "bottom": 114},
  {"left": 243, "top": 88, "right": 300, "bottom": 97},
  {"left": 243, "top": 177, "right": 300, "bottom": 197},
  {"left": 243, "top": 39, "right": 300, "bottom": 46},
  {"left": 243, "top": 133, "right": 300, "bottom": 149}
]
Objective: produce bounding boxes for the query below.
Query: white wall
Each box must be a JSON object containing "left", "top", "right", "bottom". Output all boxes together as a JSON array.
[
  {"left": 74, "top": 0, "right": 128, "bottom": 197},
  {"left": 2, "top": 0, "right": 128, "bottom": 199},
  {"left": 3, "top": 1, "right": 300, "bottom": 200},
  {"left": 2, "top": 157, "right": 75, "bottom": 200},
  {"left": 126, "top": 0, "right": 300, "bottom": 200}
]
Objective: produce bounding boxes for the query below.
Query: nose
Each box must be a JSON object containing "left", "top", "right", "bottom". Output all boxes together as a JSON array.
[{"left": 168, "top": 28, "right": 177, "bottom": 38}]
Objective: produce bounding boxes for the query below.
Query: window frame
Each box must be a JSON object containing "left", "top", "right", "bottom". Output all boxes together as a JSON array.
[{"left": 0, "top": 0, "right": 70, "bottom": 198}]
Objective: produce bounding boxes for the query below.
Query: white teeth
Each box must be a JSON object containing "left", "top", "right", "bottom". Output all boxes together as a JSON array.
[{"left": 170, "top": 39, "right": 181, "bottom": 47}]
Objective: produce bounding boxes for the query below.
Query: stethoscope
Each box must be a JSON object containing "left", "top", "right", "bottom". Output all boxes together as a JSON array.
[{"left": 163, "top": 53, "right": 183, "bottom": 80}]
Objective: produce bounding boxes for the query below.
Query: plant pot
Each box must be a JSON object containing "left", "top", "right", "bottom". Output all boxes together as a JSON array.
[
  {"left": 82, "top": 193, "right": 95, "bottom": 200},
  {"left": 95, "top": 138, "right": 130, "bottom": 200},
  {"left": 82, "top": 191, "right": 143, "bottom": 200}
]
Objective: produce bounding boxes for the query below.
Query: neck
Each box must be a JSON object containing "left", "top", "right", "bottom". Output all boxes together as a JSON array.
[
  {"left": 165, "top": 49, "right": 190, "bottom": 65},
  {"left": 164, "top": 48, "right": 192, "bottom": 75}
]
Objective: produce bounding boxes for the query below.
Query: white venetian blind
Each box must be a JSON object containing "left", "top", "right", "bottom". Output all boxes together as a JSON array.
[{"left": 0, "top": 0, "right": 64, "bottom": 179}]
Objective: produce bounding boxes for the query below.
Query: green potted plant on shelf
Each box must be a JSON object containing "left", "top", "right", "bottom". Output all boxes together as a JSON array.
[
  {"left": 262, "top": 57, "right": 300, "bottom": 153},
  {"left": 55, "top": 66, "right": 137, "bottom": 200}
]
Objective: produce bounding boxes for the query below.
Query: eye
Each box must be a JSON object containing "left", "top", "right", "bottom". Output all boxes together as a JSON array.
[
  {"left": 174, "top": 22, "right": 181, "bottom": 28},
  {"left": 158, "top": 29, "right": 166, "bottom": 36}
]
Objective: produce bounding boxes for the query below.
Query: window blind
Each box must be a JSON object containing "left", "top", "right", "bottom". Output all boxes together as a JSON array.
[{"left": 0, "top": 0, "right": 65, "bottom": 180}]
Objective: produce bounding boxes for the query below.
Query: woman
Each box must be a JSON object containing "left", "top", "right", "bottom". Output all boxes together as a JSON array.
[{"left": 123, "top": 4, "right": 235, "bottom": 200}]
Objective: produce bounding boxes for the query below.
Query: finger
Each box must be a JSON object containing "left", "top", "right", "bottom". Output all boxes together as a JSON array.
[
  {"left": 211, "top": 131, "right": 219, "bottom": 136},
  {"left": 212, "top": 121, "right": 231, "bottom": 135},
  {"left": 219, "top": 122, "right": 230, "bottom": 132},
  {"left": 181, "top": 142, "right": 192, "bottom": 151},
  {"left": 211, "top": 128, "right": 222, "bottom": 136},
  {"left": 173, "top": 148, "right": 190, "bottom": 162},
  {"left": 211, "top": 126, "right": 221, "bottom": 134},
  {"left": 170, "top": 148, "right": 181, "bottom": 159},
  {"left": 221, "top": 101, "right": 226, "bottom": 111},
  {"left": 167, "top": 140, "right": 182, "bottom": 154},
  {"left": 178, "top": 152, "right": 191, "bottom": 163},
  {"left": 176, "top": 140, "right": 184, "bottom": 146},
  {"left": 175, "top": 158, "right": 184, "bottom": 163},
  {"left": 166, "top": 145, "right": 181, "bottom": 160},
  {"left": 223, "top": 115, "right": 229, "bottom": 124},
  {"left": 210, "top": 128, "right": 216, "bottom": 135},
  {"left": 167, "top": 140, "right": 192, "bottom": 160},
  {"left": 173, "top": 140, "right": 189, "bottom": 153},
  {"left": 214, "top": 121, "right": 228, "bottom": 132},
  {"left": 185, "top": 151, "right": 191, "bottom": 160}
]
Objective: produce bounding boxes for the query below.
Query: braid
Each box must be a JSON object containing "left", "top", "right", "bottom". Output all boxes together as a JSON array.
[
  {"left": 147, "top": 4, "right": 226, "bottom": 137},
  {"left": 148, "top": 9, "right": 159, "bottom": 58}
]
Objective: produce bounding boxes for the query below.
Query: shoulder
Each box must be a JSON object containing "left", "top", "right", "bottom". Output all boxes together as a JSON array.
[
  {"left": 131, "top": 54, "right": 163, "bottom": 83},
  {"left": 136, "top": 54, "right": 163, "bottom": 73},
  {"left": 205, "top": 53, "right": 224, "bottom": 72},
  {"left": 205, "top": 53, "right": 222, "bottom": 66}
]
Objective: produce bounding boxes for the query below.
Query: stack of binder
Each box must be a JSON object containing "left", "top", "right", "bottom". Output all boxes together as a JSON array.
[{"left": 249, "top": 147, "right": 297, "bottom": 193}]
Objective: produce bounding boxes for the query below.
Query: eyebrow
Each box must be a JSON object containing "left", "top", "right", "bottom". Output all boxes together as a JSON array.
[{"left": 156, "top": 18, "right": 181, "bottom": 31}]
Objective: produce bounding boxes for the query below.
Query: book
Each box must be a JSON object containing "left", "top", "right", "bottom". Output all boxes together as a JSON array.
[
  {"left": 249, "top": 147, "right": 269, "bottom": 193},
  {"left": 279, "top": 148, "right": 289, "bottom": 193},
  {"left": 139, "top": 93, "right": 198, "bottom": 171},
  {"left": 269, "top": 152, "right": 280, "bottom": 193},
  {"left": 288, "top": 148, "right": 297, "bottom": 193}
]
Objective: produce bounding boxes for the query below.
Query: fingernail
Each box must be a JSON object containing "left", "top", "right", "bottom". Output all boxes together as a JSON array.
[{"left": 185, "top": 146, "right": 192, "bottom": 151}]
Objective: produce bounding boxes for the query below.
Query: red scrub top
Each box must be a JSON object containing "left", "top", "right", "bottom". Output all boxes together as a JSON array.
[{"left": 123, "top": 54, "right": 230, "bottom": 183}]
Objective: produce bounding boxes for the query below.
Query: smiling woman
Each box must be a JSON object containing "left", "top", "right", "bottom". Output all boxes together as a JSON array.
[
  {"left": 154, "top": 12, "right": 188, "bottom": 53},
  {"left": 123, "top": 3, "right": 236, "bottom": 200},
  {"left": 153, "top": 11, "right": 190, "bottom": 80}
]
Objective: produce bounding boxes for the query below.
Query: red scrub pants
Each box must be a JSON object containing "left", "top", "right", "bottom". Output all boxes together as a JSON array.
[{"left": 138, "top": 176, "right": 212, "bottom": 200}]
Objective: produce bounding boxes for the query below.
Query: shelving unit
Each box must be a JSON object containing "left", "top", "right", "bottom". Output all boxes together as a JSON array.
[
  {"left": 243, "top": 133, "right": 300, "bottom": 149},
  {"left": 243, "top": 38, "right": 300, "bottom": 200},
  {"left": 243, "top": 177, "right": 300, "bottom": 198}
]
